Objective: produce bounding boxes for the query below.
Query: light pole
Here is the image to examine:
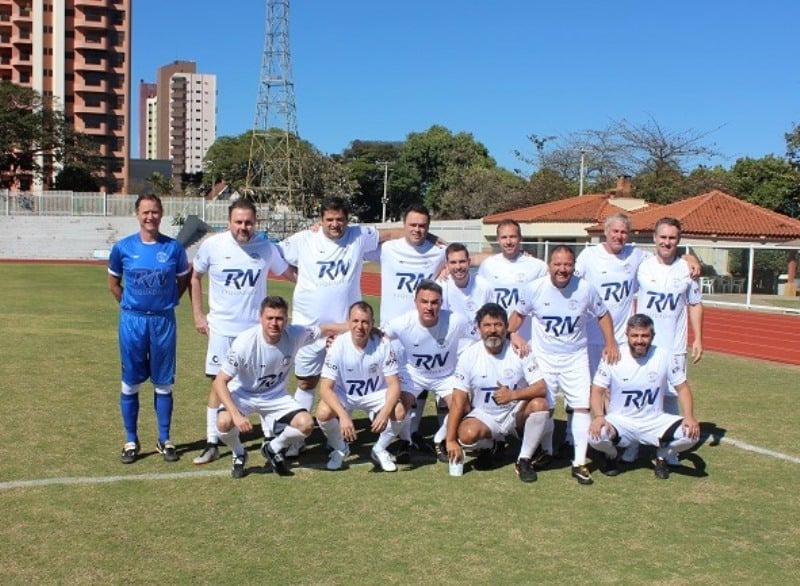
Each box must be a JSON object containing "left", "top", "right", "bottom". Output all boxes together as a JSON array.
[
  {"left": 377, "top": 160, "right": 390, "bottom": 222},
  {"left": 578, "top": 149, "right": 586, "bottom": 196}
]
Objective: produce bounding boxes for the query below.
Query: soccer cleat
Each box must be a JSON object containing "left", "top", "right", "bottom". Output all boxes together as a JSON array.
[
  {"left": 326, "top": 445, "right": 350, "bottom": 471},
  {"left": 261, "top": 440, "right": 292, "bottom": 476},
  {"left": 515, "top": 458, "right": 538, "bottom": 483},
  {"left": 393, "top": 442, "right": 412, "bottom": 465},
  {"left": 665, "top": 453, "right": 681, "bottom": 467},
  {"left": 532, "top": 450, "right": 554, "bottom": 471},
  {"left": 653, "top": 457, "right": 670, "bottom": 479},
  {"left": 371, "top": 447, "right": 398, "bottom": 472},
  {"left": 571, "top": 464, "right": 594, "bottom": 485},
  {"left": 120, "top": 441, "right": 140, "bottom": 464},
  {"left": 410, "top": 432, "right": 436, "bottom": 455},
  {"left": 231, "top": 451, "right": 248, "bottom": 479},
  {"left": 192, "top": 443, "right": 220, "bottom": 465},
  {"left": 435, "top": 441, "right": 448, "bottom": 464},
  {"left": 156, "top": 440, "right": 180, "bottom": 462},
  {"left": 285, "top": 441, "right": 306, "bottom": 460},
  {"left": 601, "top": 451, "right": 621, "bottom": 477}
]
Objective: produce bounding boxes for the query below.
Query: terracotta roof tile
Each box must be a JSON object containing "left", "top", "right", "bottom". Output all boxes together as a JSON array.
[
  {"left": 587, "top": 190, "right": 800, "bottom": 239},
  {"left": 483, "top": 194, "right": 630, "bottom": 224}
]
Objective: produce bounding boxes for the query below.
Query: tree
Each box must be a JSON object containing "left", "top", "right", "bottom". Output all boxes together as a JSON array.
[
  {"left": 785, "top": 123, "right": 800, "bottom": 168},
  {"left": 203, "top": 132, "right": 252, "bottom": 188},
  {"left": 0, "top": 82, "right": 100, "bottom": 190},
  {"left": 729, "top": 156, "right": 800, "bottom": 217},
  {"left": 437, "top": 167, "right": 530, "bottom": 219},
  {"left": 340, "top": 140, "right": 403, "bottom": 221},
  {"left": 146, "top": 172, "right": 173, "bottom": 197},
  {"left": 54, "top": 165, "right": 100, "bottom": 192}
]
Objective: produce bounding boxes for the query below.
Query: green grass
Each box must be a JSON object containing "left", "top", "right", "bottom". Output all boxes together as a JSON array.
[{"left": 1, "top": 264, "right": 799, "bottom": 584}]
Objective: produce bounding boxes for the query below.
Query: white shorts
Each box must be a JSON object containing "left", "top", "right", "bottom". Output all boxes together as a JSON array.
[
  {"left": 465, "top": 402, "right": 523, "bottom": 441},
  {"left": 205, "top": 332, "right": 237, "bottom": 376},
  {"left": 222, "top": 392, "right": 304, "bottom": 436},
  {"left": 335, "top": 388, "right": 390, "bottom": 420},
  {"left": 294, "top": 336, "right": 327, "bottom": 378},
  {"left": 537, "top": 350, "right": 591, "bottom": 410},
  {"left": 605, "top": 412, "right": 682, "bottom": 448},
  {"left": 400, "top": 372, "right": 455, "bottom": 402},
  {"left": 666, "top": 353, "right": 687, "bottom": 397}
]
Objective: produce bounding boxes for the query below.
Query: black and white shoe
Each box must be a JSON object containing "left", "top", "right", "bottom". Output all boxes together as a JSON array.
[
  {"left": 156, "top": 440, "right": 180, "bottom": 462},
  {"left": 653, "top": 457, "right": 670, "bottom": 480},
  {"left": 515, "top": 458, "right": 538, "bottom": 483},
  {"left": 231, "top": 451, "right": 248, "bottom": 479},
  {"left": 601, "top": 452, "right": 621, "bottom": 477},
  {"left": 571, "top": 464, "right": 594, "bottom": 485},
  {"left": 261, "top": 440, "right": 292, "bottom": 476},
  {"left": 192, "top": 443, "right": 220, "bottom": 465},
  {"left": 120, "top": 441, "right": 140, "bottom": 465}
]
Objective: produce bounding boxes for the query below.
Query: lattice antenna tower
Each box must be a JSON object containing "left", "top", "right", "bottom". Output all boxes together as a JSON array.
[{"left": 245, "top": 0, "right": 302, "bottom": 208}]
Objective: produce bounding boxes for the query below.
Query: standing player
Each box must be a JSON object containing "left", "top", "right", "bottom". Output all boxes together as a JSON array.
[
  {"left": 636, "top": 217, "right": 703, "bottom": 464},
  {"left": 589, "top": 313, "right": 700, "bottom": 479},
  {"left": 382, "top": 281, "right": 470, "bottom": 462},
  {"left": 316, "top": 302, "right": 405, "bottom": 472},
  {"left": 108, "top": 194, "right": 190, "bottom": 464},
  {"left": 446, "top": 303, "right": 550, "bottom": 483},
  {"left": 508, "top": 245, "right": 618, "bottom": 485},
  {"left": 439, "top": 242, "right": 494, "bottom": 355},
  {"left": 212, "top": 296, "right": 347, "bottom": 478},
  {"left": 190, "top": 200, "right": 296, "bottom": 465},
  {"left": 478, "top": 219, "right": 548, "bottom": 342}
]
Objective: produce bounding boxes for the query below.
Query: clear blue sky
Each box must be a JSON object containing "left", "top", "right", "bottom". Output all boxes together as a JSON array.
[{"left": 132, "top": 0, "right": 799, "bottom": 173}]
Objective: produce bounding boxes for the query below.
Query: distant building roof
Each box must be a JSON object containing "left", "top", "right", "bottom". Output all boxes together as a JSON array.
[
  {"left": 483, "top": 194, "right": 632, "bottom": 224},
  {"left": 586, "top": 190, "right": 800, "bottom": 241}
]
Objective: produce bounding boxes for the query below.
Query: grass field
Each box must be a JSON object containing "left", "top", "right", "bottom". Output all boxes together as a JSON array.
[{"left": 1, "top": 264, "right": 799, "bottom": 584}]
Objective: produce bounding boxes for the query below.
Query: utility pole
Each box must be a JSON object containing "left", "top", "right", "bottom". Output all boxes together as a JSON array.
[
  {"left": 578, "top": 149, "right": 586, "bottom": 196},
  {"left": 377, "top": 160, "right": 390, "bottom": 222}
]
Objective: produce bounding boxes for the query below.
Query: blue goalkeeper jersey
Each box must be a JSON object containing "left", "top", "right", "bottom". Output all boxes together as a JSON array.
[{"left": 108, "top": 233, "right": 190, "bottom": 313}]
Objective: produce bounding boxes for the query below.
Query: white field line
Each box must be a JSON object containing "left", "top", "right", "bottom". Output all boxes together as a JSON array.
[{"left": 0, "top": 434, "right": 797, "bottom": 492}]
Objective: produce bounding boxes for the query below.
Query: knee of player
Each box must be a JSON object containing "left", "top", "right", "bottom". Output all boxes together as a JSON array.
[
  {"left": 400, "top": 391, "right": 416, "bottom": 409},
  {"left": 527, "top": 397, "right": 550, "bottom": 414},
  {"left": 291, "top": 411, "right": 315, "bottom": 435},
  {"left": 296, "top": 376, "right": 319, "bottom": 391},
  {"left": 458, "top": 420, "right": 485, "bottom": 445},
  {"left": 216, "top": 411, "right": 234, "bottom": 432},
  {"left": 315, "top": 401, "right": 335, "bottom": 423},
  {"left": 393, "top": 401, "right": 407, "bottom": 421}
]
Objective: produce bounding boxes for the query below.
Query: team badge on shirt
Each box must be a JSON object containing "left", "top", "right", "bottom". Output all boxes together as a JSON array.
[{"left": 156, "top": 251, "right": 169, "bottom": 263}]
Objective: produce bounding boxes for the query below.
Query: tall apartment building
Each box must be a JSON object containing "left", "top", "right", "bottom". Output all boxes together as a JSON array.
[
  {"left": 137, "top": 80, "right": 155, "bottom": 160},
  {"left": 140, "top": 60, "right": 216, "bottom": 178},
  {"left": 0, "top": 0, "right": 131, "bottom": 192}
]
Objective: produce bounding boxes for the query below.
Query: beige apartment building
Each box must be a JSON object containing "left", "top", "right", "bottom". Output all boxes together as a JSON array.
[{"left": 0, "top": 0, "right": 130, "bottom": 192}]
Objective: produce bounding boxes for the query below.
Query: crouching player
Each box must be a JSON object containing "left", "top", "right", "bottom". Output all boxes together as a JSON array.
[
  {"left": 213, "top": 296, "right": 346, "bottom": 478},
  {"left": 445, "top": 303, "right": 550, "bottom": 482},
  {"left": 317, "top": 301, "right": 406, "bottom": 472},
  {"left": 588, "top": 313, "right": 700, "bottom": 479}
]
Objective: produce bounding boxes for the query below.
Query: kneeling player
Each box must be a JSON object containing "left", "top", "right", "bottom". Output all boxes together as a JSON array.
[
  {"left": 213, "top": 296, "right": 346, "bottom": 478},
  {"left": 445, "top": 303, "right": 550, "bottom": 482},
  {"left": 588, "top": 313, "right": 700, "bottom": 479},
  {"left": 317, "top": 301, "right": 406, "bottom": 472}
]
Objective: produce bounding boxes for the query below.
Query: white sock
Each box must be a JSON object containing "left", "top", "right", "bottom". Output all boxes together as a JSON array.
[
  {"left": 565, "top": 409, "right": 574, "bottom": 445},
  {"left": 217, "top": 427, "right": 244, "bottom": 457},
  {"left": 376, "top": 419, "right": 402, "bottom": 452},
  {"left": 270, "top": 425, "right": 307, "bottom": 453},
  {"left": 294, "top": 388, "right": 315, "bottom": 412},
  {"left": 541, "top": 416, "right": 554, "bottom": 454},
  {"left": 410, "top": 394, "right": 427, "bottom": 435},
  {"left": 206, "top": 407, "right": 219, "bottom": 444},
  {"left": 318, "top": 418, "right": 346, "bottom": 452},
  {"left": 433, "top": 416, "right": 448, "bottom": 444},
  {"left": 398, "top": 413, "right": 412, "bottom": 442},
  {"left": 571, "top": 411, "right": 591, "bottom": 467},
  {"left": 518, "top": 411, "right": 548, "bottom": 460}
]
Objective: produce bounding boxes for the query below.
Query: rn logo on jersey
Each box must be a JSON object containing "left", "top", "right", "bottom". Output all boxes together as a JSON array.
[
  {"left": 396, "top": 272, "right": 428, "bottom": 293},
  {"left": 645, "top": 291, "right": 680, "bottom": 312},
  {"left": 346, "top": 377, "right": 379, "bottom": 396},
  {"left": 131, "top": 269, "right": 169, "bottom": 288},
  {"left": 542, "top": 315, "right": 579, "bottom": 336},
  {"left": 480, "top": 386, "right": 499, "bottom": 405},
  {"left": 411, "top": 352, "right": 449, "bottom": 370},
  {"left": 222, "top": 268, "right": 261, "bottom": 289},
  {"left": 622, "top": 388, "right": 659, "bottom": 409},
  {"left": 494, "top": 287, "right": 519, "bottom": 309},
  {"left": 257, "top": 371, "right": 286, "bottom": 390},
  {"left": 317, "top": 260, "right": 351, "bottom": 280},
  {"left": 601, "top": 281, "right": 632, "bottom": 303}
]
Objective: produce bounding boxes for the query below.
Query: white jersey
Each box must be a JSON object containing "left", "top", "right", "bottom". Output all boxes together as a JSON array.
[
  {"left": 192, "top": 231, "right": 289, "bottom": 337},
  {"left": 478, "top": 253, "right": 548, "bottom": 341},
  {"left": 575, "top": 244, "right": 650, "bottom": 345},
  {"left": 383, "top": 309, "right": 469, "bottom": 391},
  {"left": 222, "top": 324, "right": 321, "bottom": 400},
  {"left": 515, "top": 275, "right": 608, "bottom": 356},
  {"left": 280, "top": 225, "right": 379, "bottom": 325},
  {"left": 440, "top": 273, "right": 494, "bottom": 353},
  {"left": 593, "top": 344, "right": 686, "bottom": 419},
  {"left": 453, "top": 340, "right": 543, "bottom": 417},
  {"left": 376, "top": 238, "right": 446, "bottom": 325},
  {"left": 636, "top": 256, "right": 702, "bottom": 354},
  {"left": 321, "top": 333, "right": 399, "bottom": 397}
]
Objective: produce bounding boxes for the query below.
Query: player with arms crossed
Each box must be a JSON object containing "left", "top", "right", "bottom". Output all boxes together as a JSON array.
[
  {"left": 190, "top": 199, "right": 296, "bottom": 465},
  {"left": 446, "top": 303, "right": 550, "bottom": 483},
  {"left": 508, "top": 245, "right": 618, "bottom": 485},
  {"left": 588, "top": 313, "right": 700, "bottom": 479},
  {"left": 108, "top": 193, "right": 190, "bottom": 464},
  {"left": 317, "top": 301, "right": 406, "bottom": 472},
  {"left": 212, "top": 296, "right": 346, "bottom": 478}
]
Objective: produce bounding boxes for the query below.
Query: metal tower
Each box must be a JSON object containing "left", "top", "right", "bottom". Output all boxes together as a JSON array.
[{"left": 245, "top": 0, "right": 301, "bottom": 209}]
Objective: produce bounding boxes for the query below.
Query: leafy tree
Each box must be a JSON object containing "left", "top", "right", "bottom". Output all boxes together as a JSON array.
[
  {"left": 203, "top": 132, "right": 251, "bottom": 188},
  {"left": 785, "top": 123, "right": 800, "bottom": 168},
  {"left": 54, "top": 165, "right": 100, "bottom": 192},
  {"left": 340, "top": 140, "right": 403, "bottom": 221},
  {"left": 729, "top": 156, "right": 800, "bottom": 217},
  {"left": 146, "top": 172, "right": 173, "bottom": 197},
  {"left": 0, "top": 82, "right": 101, "bottom": 190},
  {"left": 437, "top": 167, "right": 530, "bottom": 219}
]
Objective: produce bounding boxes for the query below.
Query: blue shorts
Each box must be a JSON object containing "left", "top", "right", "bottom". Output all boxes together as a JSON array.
[{"left": 118, "top": 310, "right": 177, "bottom": 386}]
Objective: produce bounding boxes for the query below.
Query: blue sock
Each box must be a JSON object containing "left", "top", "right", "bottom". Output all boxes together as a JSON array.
[
  {"left": 120, "top": 393, "right": 140, "bottom": 443},
  {"left": 154, "top": 392, "right": 173, "bottom": 443}
]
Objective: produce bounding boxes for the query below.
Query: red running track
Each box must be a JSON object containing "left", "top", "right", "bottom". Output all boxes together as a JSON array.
[{"left": 360, "top": 272, "right": 800, "bottom": 366}]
